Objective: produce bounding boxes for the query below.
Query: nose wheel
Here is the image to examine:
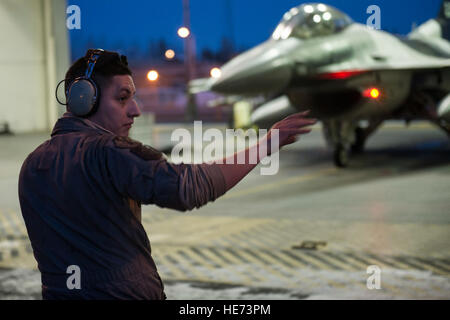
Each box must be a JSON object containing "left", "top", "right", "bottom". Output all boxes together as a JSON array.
[
  {"left": 322, "top": 120, "right": 355, "bottom": 168},
  {"left": 334, "top": 144, "right": 350, "bottom": 167},
  {"left": 350, "top": 127, "right": 366, "bottom": 154}
]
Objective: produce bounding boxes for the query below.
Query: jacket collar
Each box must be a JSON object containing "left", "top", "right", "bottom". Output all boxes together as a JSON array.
[{"left": 51, "top": 112, "right": 113, "bottom": 137}]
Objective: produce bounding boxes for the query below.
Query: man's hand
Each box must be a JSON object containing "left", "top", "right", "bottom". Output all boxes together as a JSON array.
[
  {"left": 215, "top": 110, "right": 317, "bottom": 191},
  {"left": 267, "top": 110, "right": 317, "bottom": 151}
]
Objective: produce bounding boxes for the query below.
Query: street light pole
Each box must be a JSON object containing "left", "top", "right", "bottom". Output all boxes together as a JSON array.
[{"left": 182, "top": 0, "right": 197, "bottom": 121}]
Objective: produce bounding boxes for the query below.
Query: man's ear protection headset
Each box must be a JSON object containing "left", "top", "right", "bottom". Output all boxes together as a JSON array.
[{"left": 56, "top": 48, "right": 104, "bottom": 117}]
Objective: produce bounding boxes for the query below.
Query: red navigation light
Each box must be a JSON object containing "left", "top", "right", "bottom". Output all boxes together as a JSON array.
[
  {"left": 318, "top": 70, "right": 367, "bottom": 80},
  {"left": 363, "top": 87, "right": 380, "bottom": 99}
]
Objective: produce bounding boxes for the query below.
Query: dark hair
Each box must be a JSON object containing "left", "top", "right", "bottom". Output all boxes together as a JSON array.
[{"left": 64, "top": 49, "right": 132, "bottom": 95}]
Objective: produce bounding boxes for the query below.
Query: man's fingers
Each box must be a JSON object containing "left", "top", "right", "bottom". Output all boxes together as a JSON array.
[
  {"left": 296, "top": 119, "right": 317, "bottom": 127},
  {"left": 281, "top": 118, "right": 317, "bottom": 128},
  {"left": 279, "top": 128, "right": 312, "bottom": 136},
  {"left": 291, "top": 110, "right": 311, "bottom": 117},
  {"left": 289, "top": 110, "right": 312, "bottom": 119},
  {"left": 282, "top": 110, "right": 311, "bottom": 121}
]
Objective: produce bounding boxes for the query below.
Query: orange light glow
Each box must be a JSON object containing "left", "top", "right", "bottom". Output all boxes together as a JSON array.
[
  {"left": 147, "top": 70, "right": 159, "bottom": 82},
  {"left": 370, "top": 88, "right": 380, "bottom": 98},
  {"left": 165, "top": 49, "right": 175, "bottom": 59},
  {"left": 177, "top": 27, "right": 190, "bottom": 38},
  {"left": 363, "top": 87, "right": 380, "bottom": 99},
  {"left": 210, "top": 67, "right": 221, "bottom": 78}
]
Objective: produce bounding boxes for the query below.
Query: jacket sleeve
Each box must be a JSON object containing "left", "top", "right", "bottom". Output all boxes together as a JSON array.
[{"left": 103, "top": 141, "right": 226, "bottom": 211}]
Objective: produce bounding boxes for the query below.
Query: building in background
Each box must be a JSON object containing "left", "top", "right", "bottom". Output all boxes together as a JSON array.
[
  {"left": 0, "top": 0, "right": 70, "bottom": 134},
  {"left": 132, "top": 61, "right": 230, "bottom": 123}
]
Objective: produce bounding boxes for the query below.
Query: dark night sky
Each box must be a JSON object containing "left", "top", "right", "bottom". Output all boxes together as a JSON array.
[{"left": 67, "top": 0, "right": 443, "bottom": 61}]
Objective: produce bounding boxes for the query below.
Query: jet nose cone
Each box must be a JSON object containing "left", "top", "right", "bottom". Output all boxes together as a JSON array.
[{"left": 211, "top": 39, "right": 297, "bottom": 95}]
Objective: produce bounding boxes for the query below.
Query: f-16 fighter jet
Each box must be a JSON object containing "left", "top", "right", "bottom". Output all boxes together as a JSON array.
[{"left": 190, "top": 2, "right": 450, "bottom": 167}]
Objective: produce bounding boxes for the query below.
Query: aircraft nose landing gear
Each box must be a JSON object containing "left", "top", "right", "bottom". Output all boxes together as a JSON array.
[
  {"left": 334, "top": 143, "right": 350, "bottom": 167},
  {"left": 323, "top": 118, "right": 382, "bottom": 167},
  {"left": 350, "top": 127, "right": 366, "bottom": 154},
  {"left": 323, "top": 119, "right": 372, "bottom": 167},
  {"left": 322, "top": 120, "right": 356, "bottom": 167}
]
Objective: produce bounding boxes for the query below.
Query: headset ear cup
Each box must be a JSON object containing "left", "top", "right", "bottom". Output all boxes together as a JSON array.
[
  {"left": 67, "top": 78, "right": 97, "bottom": 117},
  {"left": 91, "top": 81, "right": 101, "bottom": 115}
]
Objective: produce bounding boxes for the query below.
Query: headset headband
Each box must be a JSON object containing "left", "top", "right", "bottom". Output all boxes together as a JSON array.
[{"left": 84, "top": 49, "right": 104, "bottom": 79}]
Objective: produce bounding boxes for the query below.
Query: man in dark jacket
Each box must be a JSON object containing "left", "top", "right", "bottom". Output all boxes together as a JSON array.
[{"left": 18, "top": 49, "right": 315, "bottom": 299}]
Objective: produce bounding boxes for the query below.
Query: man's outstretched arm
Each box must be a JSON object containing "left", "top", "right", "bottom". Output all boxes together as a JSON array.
[{"left": 105, "top": 111, "right": 316, "bottom": 211}]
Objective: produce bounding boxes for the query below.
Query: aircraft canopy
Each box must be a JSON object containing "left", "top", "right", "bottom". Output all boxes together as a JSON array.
[{"left": 272, "top": 3, "right": 353, "bottom": 40}]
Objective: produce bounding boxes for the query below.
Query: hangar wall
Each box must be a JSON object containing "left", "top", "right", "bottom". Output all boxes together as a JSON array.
[{"left": 0, "top": 0, "right": 70, "bottom": 133}]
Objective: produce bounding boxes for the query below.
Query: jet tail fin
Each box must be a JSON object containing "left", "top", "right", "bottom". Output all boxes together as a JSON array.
[
  {"left": 437, "top": 0, "right": 450, "bottom": 40},
  {"left": 408, "top": 1, "right": 450, "bottom": 40}
]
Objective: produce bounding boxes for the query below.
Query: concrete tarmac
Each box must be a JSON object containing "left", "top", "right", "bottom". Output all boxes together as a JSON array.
[{"left": 0, "top": 121, "right": 449, "bottom": 299}]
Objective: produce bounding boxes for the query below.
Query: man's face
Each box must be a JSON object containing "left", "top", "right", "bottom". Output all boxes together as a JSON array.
[{"left": 88, "top": 75, "right": 141, "bottom": 137}]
